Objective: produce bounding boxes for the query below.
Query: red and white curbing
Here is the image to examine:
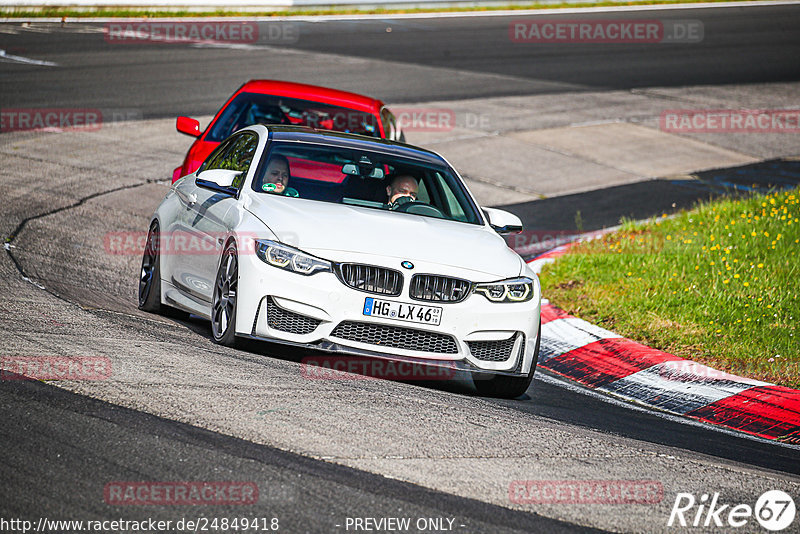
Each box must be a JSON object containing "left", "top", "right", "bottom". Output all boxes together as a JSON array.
[{"left": 528, "top": 247, "right": 800, "bottom": 444}]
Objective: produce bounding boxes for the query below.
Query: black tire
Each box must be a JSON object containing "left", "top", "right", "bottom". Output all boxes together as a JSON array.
[
  {"left": 211, "top": 241, "right": 239, "bottom": 347},
  {"left": 138, "top": 222, "right": 163, "bottom": 313},
  {"left": 474, "top": 324, "right": 541, "bottom": 399}
]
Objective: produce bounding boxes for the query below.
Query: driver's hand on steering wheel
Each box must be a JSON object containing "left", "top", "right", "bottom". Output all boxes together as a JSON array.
[{"left": 390, "top": 195, "right": 415, "bottom": 210}]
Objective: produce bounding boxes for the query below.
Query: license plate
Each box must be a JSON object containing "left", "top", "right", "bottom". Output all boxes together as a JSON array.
[{"left": 363, "top": 297, "right": 442, "bottom": 326}]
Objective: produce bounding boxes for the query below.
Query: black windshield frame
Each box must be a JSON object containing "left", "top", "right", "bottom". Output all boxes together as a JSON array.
[{"left": 251, "top": 140, "right": 484, "bottom": 226}]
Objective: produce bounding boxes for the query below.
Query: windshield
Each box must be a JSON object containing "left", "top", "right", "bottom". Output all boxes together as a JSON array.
[
  {"left": 251, "top": 141, "right": 483, "bottom": 225},
  {"left": 206, "top": 92, "right": 381, "bottom": 142}
]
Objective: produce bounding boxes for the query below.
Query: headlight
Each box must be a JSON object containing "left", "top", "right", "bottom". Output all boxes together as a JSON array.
[
  {"left": 254, "top": 239, "right": 331, "bottom": 276},
  {"left": 474, "top": 277, "right": 535, "bottom": 303}
]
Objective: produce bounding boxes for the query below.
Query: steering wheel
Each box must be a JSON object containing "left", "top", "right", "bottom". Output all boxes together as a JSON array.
[{"left": 393, "top": 200, "right": 445, "bottom": 218}]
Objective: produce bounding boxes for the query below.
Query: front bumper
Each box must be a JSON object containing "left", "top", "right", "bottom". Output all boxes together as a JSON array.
[{"left": 235, "top": 251, "right": 541, "bottom": 377}]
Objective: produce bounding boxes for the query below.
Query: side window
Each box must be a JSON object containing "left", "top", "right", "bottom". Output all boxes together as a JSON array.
[
  {"left": 433, "top": 172, "right": 467, "bottom": 222},
  {"left": 200, "top": 138, "right": 235, "bottom": 173},
  {"left": 201, "top": 133, "right": 258, "bottom": 190},
  {"left": 224, "top": 133, "right": 258, "bottom": 189},
  {"left": 416, "top": 179, "right": 430, "bottom": 203}
]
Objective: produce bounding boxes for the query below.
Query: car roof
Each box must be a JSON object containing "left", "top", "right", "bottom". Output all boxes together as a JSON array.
[
  {"left": 237, "top": 80, "right": 383, "bottom": 113},
  {"left": 257, "top": 125, "right": 447, "bottom": 166}
]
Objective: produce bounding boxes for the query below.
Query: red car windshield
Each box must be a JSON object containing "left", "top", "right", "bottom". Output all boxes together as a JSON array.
[{"left": 206, "top": 92, "right": 381, "bottom": 142}]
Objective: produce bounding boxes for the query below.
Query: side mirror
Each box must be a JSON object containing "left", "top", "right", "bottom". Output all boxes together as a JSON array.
[
  {"left": 195, "top": 168, "right": 241, "bottom": 195},
  {"left": 177, "top": 116, "right": 201, "bottom": 138},
  {"left": 484, "top": 207, "right": 523, "bottom": 235}
]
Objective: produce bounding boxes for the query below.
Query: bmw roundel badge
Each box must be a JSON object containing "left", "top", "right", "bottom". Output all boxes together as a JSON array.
[{"left": 401, "top": 261, "right": 414, "bottom": 270}]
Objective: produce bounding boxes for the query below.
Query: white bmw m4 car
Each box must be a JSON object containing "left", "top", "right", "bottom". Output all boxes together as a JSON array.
[{"left": 139, "top": 125, "right": 541, "bottom": 398}]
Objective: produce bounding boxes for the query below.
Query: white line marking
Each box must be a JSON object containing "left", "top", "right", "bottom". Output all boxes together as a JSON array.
[
  {"left": 599, "top": 366, "right": 759, "bottom": 414},
  {"left": 654, "top": 359, "right": 771, "bottom": 386},
  {"left": 540, "top": 317, "right": 622, "bottom": 361},
  {"left": 190, "top": 41, "right": 267, "bottom": 50},
  {"left": 0, "top": 49, "right": 58, "bottom": 67},
  {"left": 20, "top": 275, "right": 46, "bottom": 290}
]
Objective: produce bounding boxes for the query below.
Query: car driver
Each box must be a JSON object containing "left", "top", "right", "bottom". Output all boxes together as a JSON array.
[{"left": 386, "top": 175, "right": 419, "bottom": 208}]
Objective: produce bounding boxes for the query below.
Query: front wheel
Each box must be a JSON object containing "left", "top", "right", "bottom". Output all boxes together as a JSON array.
[
  {"left": 211, "top": 241, "right": 239, "bottom": 347},
  {"left": 138, "top": 222, "right": 163, "bottom": 313},
  {"left": 474, "top": 325, "right": 540, "bottom": 399}
]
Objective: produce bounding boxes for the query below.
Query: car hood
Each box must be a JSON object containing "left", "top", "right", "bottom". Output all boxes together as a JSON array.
[{"left": 244, "top": 194, "right": 522, "bottom": 279}]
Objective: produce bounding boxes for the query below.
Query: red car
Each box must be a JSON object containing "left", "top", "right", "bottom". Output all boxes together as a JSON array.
[{"left": 173, "top": 80, "right": 404, "bottom": 182}]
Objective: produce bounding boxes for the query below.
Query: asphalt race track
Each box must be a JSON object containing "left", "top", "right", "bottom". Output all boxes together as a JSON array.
[
  {"left": 2, "top": 4, "right": 800, "bottom": 533},
  {"left": 3, "top": 4, "right": 800, "bottom": 116}
]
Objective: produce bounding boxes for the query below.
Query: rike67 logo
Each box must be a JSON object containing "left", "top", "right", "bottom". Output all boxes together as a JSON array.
[{"left": 668, "top": 490, "right": 796, "bottom": 531}]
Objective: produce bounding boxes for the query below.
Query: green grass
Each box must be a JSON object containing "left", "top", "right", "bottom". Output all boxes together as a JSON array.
[
  {"left": 0, "top": 0, "right": 769, "bottom": 19},
  {"left": 541, "top": 188, "right": 800, "bottom": 388}
]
